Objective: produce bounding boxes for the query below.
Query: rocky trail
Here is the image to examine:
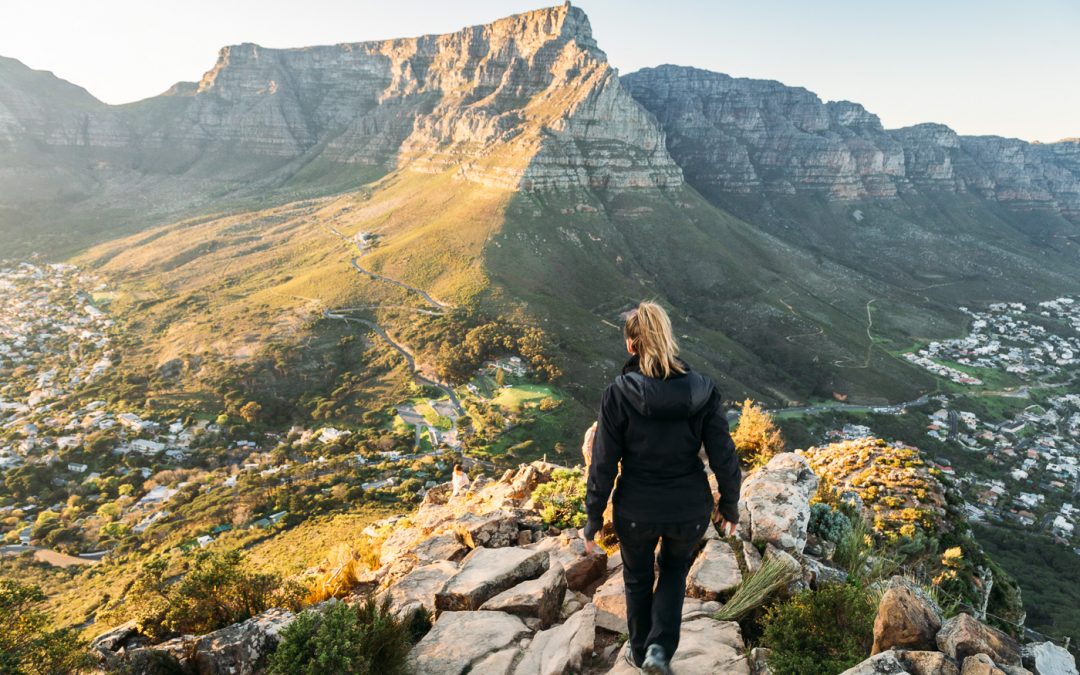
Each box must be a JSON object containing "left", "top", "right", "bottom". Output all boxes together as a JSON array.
[{"left": 92, "top": 451, "right": 1078, "bottom": 675}]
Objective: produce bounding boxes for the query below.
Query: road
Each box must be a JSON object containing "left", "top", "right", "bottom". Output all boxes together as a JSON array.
[
  {"left": 325, "top": 310, "right": 463, "bottom": 415},
  {"left": 761, "top": 393, "right": 932, "bottom": 417}
]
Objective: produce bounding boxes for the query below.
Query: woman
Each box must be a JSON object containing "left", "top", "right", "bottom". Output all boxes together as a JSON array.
[{"left": 582, "top": 301, "right": 741, "bottom": 675}]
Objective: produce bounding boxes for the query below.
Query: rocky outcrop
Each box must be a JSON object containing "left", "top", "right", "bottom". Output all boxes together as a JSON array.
[
  {"left": 479, "top": 561, "right": 567, "bottom": 627},
  {"left": 624, "top": 65, "right": 1080, "bottom": 220},
  {"left": 937, "top": 614, "right": 1022, "bottom": 667},
  {"left": 737, "top": 452, "right": 818, "bottom": 554},
  {"left": 839, "top": 650, "right": 910, "bottom": 675},
  {"left": 872, "top": 577, "right": 944, "bottom": 654}
]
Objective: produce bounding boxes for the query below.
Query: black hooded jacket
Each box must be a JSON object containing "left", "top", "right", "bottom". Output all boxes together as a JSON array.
[{"left": 583, "top": 354, "right": 741, "bottom": 539}]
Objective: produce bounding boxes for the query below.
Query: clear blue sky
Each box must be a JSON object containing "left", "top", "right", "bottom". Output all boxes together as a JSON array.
[{"left": 2, "top": 1, "right": 1076, "bottom": 142}]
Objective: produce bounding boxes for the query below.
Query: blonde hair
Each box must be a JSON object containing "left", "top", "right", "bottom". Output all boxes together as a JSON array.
[{"left": 623, "top": 301, "right": 686, "bottom": 379}]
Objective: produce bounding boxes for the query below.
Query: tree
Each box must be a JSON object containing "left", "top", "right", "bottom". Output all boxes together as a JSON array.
[
  {"left": 732, "top": 398, "right": 786, "bottom": 467},
  {"left": 495, "top": 368, "right": 505, "bottom": 387},
  {"left": 240, "top": 401, "right": 263, "bottom": 424},
  {"left": 0, "top": 579, "right": 92, "bottom": 674}
]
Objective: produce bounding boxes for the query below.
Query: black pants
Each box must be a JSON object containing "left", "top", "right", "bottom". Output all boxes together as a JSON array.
[{"left": 614, "top": 514, "right": 709, "bottom": 666}]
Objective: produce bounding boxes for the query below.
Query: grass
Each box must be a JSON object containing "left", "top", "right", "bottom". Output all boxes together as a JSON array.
[
  {"left": 488, "top": 383, "right": 559, "bottom": 412},
  {"left": 714, "top": 555, "right": 800, "bottom": 621}
]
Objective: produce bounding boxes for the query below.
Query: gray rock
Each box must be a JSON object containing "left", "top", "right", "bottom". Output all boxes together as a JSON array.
[
  {"left": 686, "top": 538, "right": 743, "bottom": 601},
  {"left": 737, "top": 453, "right": 818, "bottom": 555},
  {"left": 838, "top": 649, "right": 911, "bottom": 675},
  {"left": 606, "top": 617, "right": 749, "bottom": 674},
  {"left": 451, "top": 510, "right": 521, "bottom": 549},
  {"left": 407, "top": 611, "right": 530, "bottom": 675},
  {"left": 480, "top": 561, "right": 567, "bottom": 628},
  {"left": 1022, "top": 641, "right": 1078, "bottom": 675},
  {"left": 182, "top": 607, "right": 295, "bottom": 675},
  {"left": 436, "top": 547, "right": 549, "bottom": 611},
  {"left": 592, "top": 572, "right": 627, "bottom": 633},
  {"left": 379, "top": 560, "right": 458, "bottom": 619},
  {"left": 962, "top": 653, "right": 1008, "bottom": 675},
  {"left": 896, "top": 649, "right": 960, "bottom": 675},
  {"left": 749, "top": 647, "right": 773, "bottom": 675},
  {"left": 413, "top": 532, "right": 469, "bottom": 564},
  {"left": 472, "top": 647, "right": 521, "bottom": 675},
  {"left": 513, "top": 603, "right": 597, "bottom": 675}
]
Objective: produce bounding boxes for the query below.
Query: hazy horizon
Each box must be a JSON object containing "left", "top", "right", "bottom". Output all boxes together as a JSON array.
[{"left": 1, "top": 0, "right": 1077, "bottom": 143}]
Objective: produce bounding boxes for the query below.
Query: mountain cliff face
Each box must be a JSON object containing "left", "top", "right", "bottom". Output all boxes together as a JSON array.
[{"left": 623, "top": 65, "right": 1080, "bottom": 221}]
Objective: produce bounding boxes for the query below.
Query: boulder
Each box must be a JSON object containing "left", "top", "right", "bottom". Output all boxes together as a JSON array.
[
  {"left": 514, "top": 603, "right": 597, "bottom": 675},
  {"left": 436, "top": 547, "right": 549, "bottom": 611},
  {"left": 681, "top": 596, "right": 721, "bottom": 621},
  {"left": 1022, "top": 642, "right": 1078, "bottom": 675},
  {"left": 560, "top": 589, "right": 588, "bottom": 621},
  {"left": 838, "top": 649, "right": 911, "bottom": 675},
  {"left": 738, "top": 452, "right": 818, "bottom": 554},
  {"left": 451, "top": 510, "right": 520, "bottom": 548},
  {"left": 897, "top": 650, "right": 960, "bottom": 675},
  {"left": 686, "top": 538, "right": 743, "bottom": 601},
  {"left": 962, "top": 654, "right": 1007, "bottom": 675},
  {"left": 804, "top": 556, "right": 848, "bottom": 588},
  {"left": 413, "top": 532, "right": 470, "bottom": 564},
  {"left": 380, "top": 560, "right": 458, "bottom": 619},
  {"left": 184, "top": 607, "right": 295, "bottom": 675},
  {"left": 90, "top": 620, "right": 149, "bottom": 659},
  {"left": 937, "top": 614, "right": 1021, "bottom": 666},
  {"left": 407, "top": 611, "right": 530, "bottom": 675},
  {"left": 525, "top": 531, "right": 607, "bottom": 592},
  {"left": 592, "top": 572, "right": 627, "bottom": 633},
  {"left": 606, "top": 617, "right": 749, "bottom": 674},
  {"left": 480, "top": 561, "right": 567, "bottom": 628},
  {"left": 872, "top": 579, "right": 943, "bottom": 653}
]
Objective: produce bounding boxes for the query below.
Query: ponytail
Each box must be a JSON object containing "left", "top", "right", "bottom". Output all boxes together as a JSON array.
[{"left": 623, "top": 301, "right": 686, "bottom": 379}]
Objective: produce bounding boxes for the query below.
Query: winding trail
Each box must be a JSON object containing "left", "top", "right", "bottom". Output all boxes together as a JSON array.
[{"left": 325, "top": 309, "right": 463, "bottom": 415}]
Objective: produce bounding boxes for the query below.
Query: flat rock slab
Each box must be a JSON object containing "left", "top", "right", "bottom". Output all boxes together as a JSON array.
[
  {"left": 380, "top": 560, "right": 458, "bottom": 619},
  {"left": 686, "top": 538, "right": 742, "bottom": 601},
  {"left": 413, "top": 532, "right": 469, "bottom": 564},
  {"left": 607, "top": 617, "right": 749, "bottom": 674},
  {"left": 481, "top": 561, "right": 567, "bottom": 628},
  {"left": 436, "top": 547, "right": 549, "bottom": 612},
  {"left": 514, "top": 603, "right": 597, "bottom": 675},
  {"left": 592, "top": 572, "right": 627, "bottom": 633},
  {"left": 1023, "top": 641, "right": 1078, "bottom": 675},
  {"left": 407, "top": 610, "right": 530, "bottom": 675}
]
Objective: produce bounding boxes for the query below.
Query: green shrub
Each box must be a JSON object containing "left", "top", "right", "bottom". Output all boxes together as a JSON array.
[
  {"left": 808, "top": 502, "right": 852, "bottom": 545},
  {"left": 530, "top": 468, "right": 587, "bottom": 530},
  {"left": 105, "top": 549, "right": 302, "bottom": 641},
  {"left": 267, "top": 596, "right": 413, "bottom": 675},
  {"left": 760, "top": 583, "right": 876, "bottom": 675},
  {"left": 0, "top": 579, "right": 93, "bottom": 675}
]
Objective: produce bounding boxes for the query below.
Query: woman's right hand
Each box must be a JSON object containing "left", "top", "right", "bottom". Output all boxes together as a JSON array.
[{"left": 712, "top": 504, "right": 737, "bottom": 537}]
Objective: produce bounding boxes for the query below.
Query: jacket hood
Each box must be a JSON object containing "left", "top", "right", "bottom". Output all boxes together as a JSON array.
[{"left": 615, "top": 357, "right": 714, "bottom": 419}]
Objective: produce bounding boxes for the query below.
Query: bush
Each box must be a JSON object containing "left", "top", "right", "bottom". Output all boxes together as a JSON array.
[
  {"left": 808, "top": 502, "right": 852, "bottom": 545},
  {"left": 530, "top": 468, "right": 587, "bottom": 530},
  {"left": 105, "top": 549, "right": 302, "bottom": 641},
  {"left": 732, "top": 399, "right": 785, "bottom": 467},
  {"left": 267, "top": 596, "right": 413, "bottom": 675},
  {"left": 760, "top": 583, "right": 876, "bottom": 675},
  {"left": 0, "top": 579, "right": 93, "bottom": 675}
]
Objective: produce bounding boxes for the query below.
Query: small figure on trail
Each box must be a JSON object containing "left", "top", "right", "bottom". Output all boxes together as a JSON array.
[{"left": 451, "top": 463, "right": 471, "bottom": 497}]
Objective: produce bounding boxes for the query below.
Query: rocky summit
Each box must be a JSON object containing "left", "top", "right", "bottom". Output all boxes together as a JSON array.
[{"left": 90, "top": 452, "right": 1079, "bottom": 675}]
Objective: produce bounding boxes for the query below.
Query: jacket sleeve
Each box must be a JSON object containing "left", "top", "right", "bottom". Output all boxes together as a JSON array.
[
  {"left": 702, "top": 388, "right": 742, "bottom": 523},
  {"left": 584, "top": 383, "right": 624, "bottom": 539}
]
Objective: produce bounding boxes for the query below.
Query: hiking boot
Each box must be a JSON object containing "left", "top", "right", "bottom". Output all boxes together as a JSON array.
[
  {"left": 641, "top": 644, "right": 674, "bottom": 675},
  {"left": 623, "top": 645, "right": 641, "bottom": 671}
]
